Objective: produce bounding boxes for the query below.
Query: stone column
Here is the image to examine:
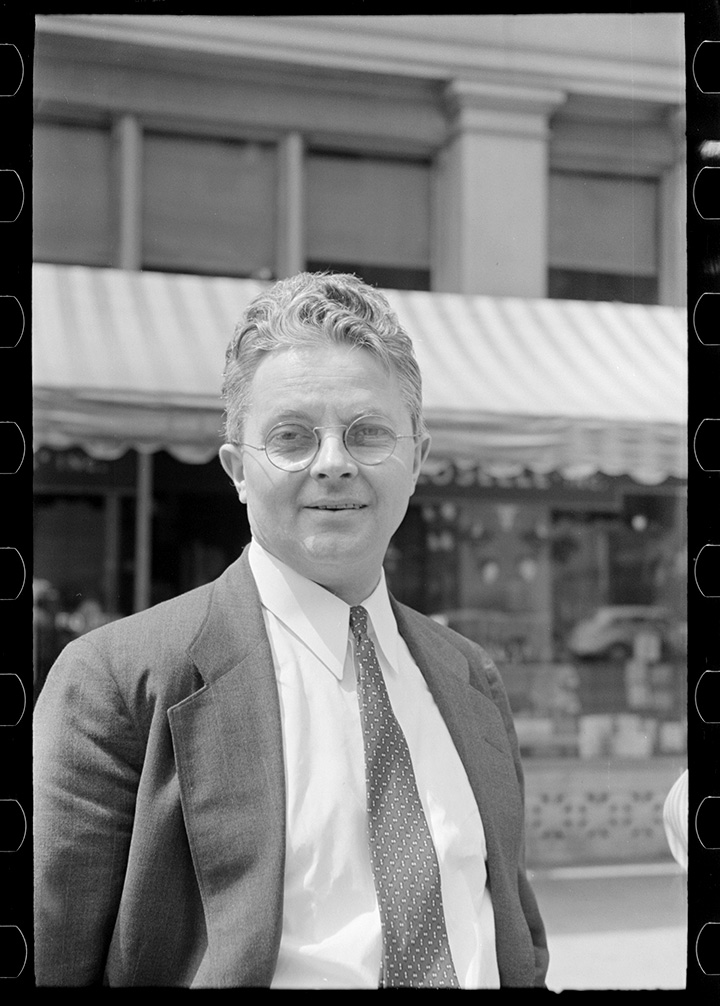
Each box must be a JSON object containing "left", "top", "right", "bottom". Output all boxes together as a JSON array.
[
  {"left": 433, "top": 80, "right": 566, "bottom": 297},
  {"left": 112, "top": 113, "right": 143, "bottom": 270},
  {"left": 276, "top": 130, "right": 305, "bottom": 279},
  {"left": 659, "top": 105, "right": 687, "bottom": 308}
]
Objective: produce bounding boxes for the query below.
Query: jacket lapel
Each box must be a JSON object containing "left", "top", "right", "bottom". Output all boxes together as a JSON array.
[
  {"left": 391, "top": 600, "right": 521, "bottom": 815},
  {"left": 167, "top": 550, "right": 286, "bottom": 987},
  {"left": 391, "top": 600, "right": 527, "bottom": 966}
]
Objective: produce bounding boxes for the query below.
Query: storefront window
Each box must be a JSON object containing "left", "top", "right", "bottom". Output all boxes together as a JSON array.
[
  {"left": 150, "top": 452, "right": 250, "bottom": 604},
  {"left": 34, "top": 494, "right": 107, "bottom": 610},
  {"left": 35, "top": 448, "right": 687, "bottom": 761},
  {"left": 390, "top": 482, "right": 686, "bottom": 761},
  {"left": 33, "top": 491, "right": 131, "bottom": 703}
]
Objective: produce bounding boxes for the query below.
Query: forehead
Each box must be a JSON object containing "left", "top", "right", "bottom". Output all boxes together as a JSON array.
[{"left": 245, "top": 344, "right": 408, "bottom": 425}]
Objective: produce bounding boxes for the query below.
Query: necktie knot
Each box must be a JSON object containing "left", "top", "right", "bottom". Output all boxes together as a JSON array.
[{"left": 349, "top": 604, "right": 369, "bottom": 640}]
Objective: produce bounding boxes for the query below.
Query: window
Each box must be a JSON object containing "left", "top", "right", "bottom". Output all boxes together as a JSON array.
[
  {"left": 33, "top": 122, "right": 113, "bottom": 266},
  {"left": 306, "top": 151, "right": 431, "bottom": 290},
  {"left": 33, "top": 123, "right": 433, "bottom": 289},
  {"left": 142, "top": 133, "right": 277, "bottom": 278},
  {"left": 548, "top": 270, "right": 658, "bottom": 304},
  {"left": 549, "top": 172, "right": 659, "bottom": 304}
]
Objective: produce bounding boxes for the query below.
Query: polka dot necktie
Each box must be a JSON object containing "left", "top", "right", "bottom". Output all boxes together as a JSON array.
[{"left": 349, "top": 605, "right": 460, "bottom": 989}]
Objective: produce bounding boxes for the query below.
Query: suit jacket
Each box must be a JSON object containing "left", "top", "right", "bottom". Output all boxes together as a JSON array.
[{"left": 33, "top": 548, "right": 548, "bottom": 988}]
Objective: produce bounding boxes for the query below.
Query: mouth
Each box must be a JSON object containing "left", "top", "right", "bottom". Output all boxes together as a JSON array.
[{"left": 306, "top": 503, "right": 367, "bottom": 511}]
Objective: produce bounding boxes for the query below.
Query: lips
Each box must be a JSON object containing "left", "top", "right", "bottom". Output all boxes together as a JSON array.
[{"left": 306, "top": 502, "right": 367, "bottom": 510}]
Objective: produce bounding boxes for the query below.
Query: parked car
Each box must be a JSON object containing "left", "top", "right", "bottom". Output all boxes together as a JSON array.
[{"left": 566, "top": 605, "right": 673, "bottom": 661}]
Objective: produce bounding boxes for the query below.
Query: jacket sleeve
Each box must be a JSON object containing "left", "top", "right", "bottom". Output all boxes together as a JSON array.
[
  {"left": 33, "top": 635, "right": 144, "bottom": 986},
  {"left": 473, "top": 647, "right": 550, "bottom": 988}
]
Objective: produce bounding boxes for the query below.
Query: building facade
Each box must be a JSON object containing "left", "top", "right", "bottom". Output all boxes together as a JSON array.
[{"left": 32, "top": 14, "right": 687, "bottom": 864}]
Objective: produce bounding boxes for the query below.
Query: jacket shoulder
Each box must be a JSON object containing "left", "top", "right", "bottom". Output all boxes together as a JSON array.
[
  {"left": 39, "top": 580, "right": 215, "bottom": 719},
  {"left": 66, "top": 550, "right": 254, "bottom": 665},
  {"left": 392, "top": 600, "right": 499, "bottom": 676},
  {"left": 75, "top": 578, "right": 217, "bottom": 662},
  {"left": 42, "top": 551, "right": 259, "bottom": 709}
]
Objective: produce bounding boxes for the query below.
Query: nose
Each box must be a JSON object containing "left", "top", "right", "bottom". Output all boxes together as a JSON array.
[{"left": 309, "top": 427, "right": 357, "bottom": 479}]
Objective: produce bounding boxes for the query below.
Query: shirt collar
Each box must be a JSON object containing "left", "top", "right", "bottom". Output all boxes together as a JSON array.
[
  {"left": 361, "top": 572, "right": 402, "bottom": 675},
  {"left": 248, "top": 539, "right": 401, "bottom": 680}
]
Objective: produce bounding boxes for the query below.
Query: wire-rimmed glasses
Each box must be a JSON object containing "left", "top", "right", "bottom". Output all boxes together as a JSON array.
[{"left": 241, "top": 415, "right": 420, "bottom": 472}]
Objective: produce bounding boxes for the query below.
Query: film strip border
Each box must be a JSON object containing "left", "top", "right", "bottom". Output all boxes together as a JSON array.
[
  {"left": 0, "top": 12, "right": 713, "bottom": 993},
  {"left": 689, "top": 6, "right": 720, "bottom": 993},
  {"left": 0, "top": 17, "right": 31, "bottom": 986}
]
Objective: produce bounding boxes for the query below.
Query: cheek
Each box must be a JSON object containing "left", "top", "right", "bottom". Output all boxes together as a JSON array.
[
  {"left": 242, "top": 457, "right": 281, "bottom": 500},
  {"left": 243, "top": 468, "right": 293, "bottom": 522},
  {"left": 379, "top": 471, "right": 415, "bottom": 518}
]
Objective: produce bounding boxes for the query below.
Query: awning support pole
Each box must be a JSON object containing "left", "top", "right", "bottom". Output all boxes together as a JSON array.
[
  {"left": 133, "top": 451, "right": 153, "bottom": 613},
  {"left": 103, "top": 491, "right": 121, "bottom": 612}
]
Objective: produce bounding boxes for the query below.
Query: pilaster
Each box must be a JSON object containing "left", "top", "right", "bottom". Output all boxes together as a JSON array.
[{"left": 433, "top": 80, "right": 566, "bottom": 297}]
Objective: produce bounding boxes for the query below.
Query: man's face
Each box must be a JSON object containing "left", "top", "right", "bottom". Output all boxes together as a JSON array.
[{"left": 220, "top": 343, "right": 430, "bottom": 604}]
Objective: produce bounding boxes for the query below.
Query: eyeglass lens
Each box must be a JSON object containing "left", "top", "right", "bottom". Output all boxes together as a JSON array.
[{"left": 265, "top": 417, "right": 397, "bottom": 470}]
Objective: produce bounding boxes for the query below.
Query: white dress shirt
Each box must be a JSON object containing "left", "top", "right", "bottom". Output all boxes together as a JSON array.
[{"left": 248, "top": 540, "right": 500, "bottom": 989}]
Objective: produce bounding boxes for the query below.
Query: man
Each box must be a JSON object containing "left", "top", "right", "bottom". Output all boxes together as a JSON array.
[{"left": 34, "top": 272, "right": 548, "bottom": 988}]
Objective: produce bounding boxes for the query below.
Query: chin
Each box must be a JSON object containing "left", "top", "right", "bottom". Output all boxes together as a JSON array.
[
  {"left": 300, "top": 532, "right": 381, "bottom": 571},
  {"left": 302, "top": 532, "right": 369, "bottom": 560}
]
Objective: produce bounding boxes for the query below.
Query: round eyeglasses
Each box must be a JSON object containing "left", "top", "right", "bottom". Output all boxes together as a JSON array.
[{"left": 241, "top": 415, "right": 420, "bottom": 472}]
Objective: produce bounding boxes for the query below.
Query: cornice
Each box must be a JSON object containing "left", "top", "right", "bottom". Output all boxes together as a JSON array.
[
  {"left": 36, "top": 14, "right": 685, "bottom": 106},
  {"left": 32, "top": 46, "right": 447, "bottom": 157}
]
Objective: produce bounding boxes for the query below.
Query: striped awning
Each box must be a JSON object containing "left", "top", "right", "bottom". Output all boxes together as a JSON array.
[{"left": 32, "top": 263, "right": 687, "bottom": 483}]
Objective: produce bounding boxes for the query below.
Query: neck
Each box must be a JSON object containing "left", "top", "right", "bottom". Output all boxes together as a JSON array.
[
  {"left": 251, "top": 538, "right": 382, "bottom": 606},
  {"left": 313, "top": 572, "right": 382, "bottom": 607}
]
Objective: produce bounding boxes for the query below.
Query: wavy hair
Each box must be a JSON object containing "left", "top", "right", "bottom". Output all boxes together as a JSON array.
[{"left": 222, "top": 272, "right": 426, "bottom": 444}]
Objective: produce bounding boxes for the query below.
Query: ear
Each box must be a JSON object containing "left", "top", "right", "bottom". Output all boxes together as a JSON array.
[
  {"left": 219, "top": 444, "right": 247, "bottom": 504},
  {"left": 410, "top": 433, "right": 431, "bottom": 491}
]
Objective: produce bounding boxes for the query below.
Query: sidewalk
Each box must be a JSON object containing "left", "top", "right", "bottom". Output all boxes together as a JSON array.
[{"left": 528, "top": 862, "right": 687, "bottom": 990}]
